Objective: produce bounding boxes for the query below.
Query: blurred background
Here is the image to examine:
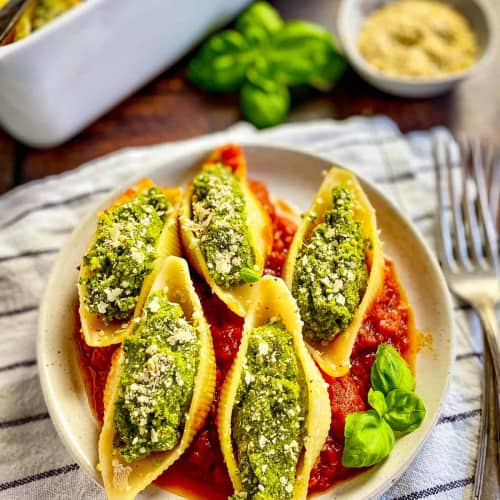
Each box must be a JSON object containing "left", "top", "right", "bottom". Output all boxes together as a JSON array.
[{"left": 0, "top": 0, "right": 497, "bottom": 194}]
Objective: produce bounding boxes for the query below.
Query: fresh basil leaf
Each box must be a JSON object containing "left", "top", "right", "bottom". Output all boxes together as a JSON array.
[
  {"left": 342, "top": 410, "right": 395, "bottom": 468},
  {"left": 236, "top": 1, "right": 283, "bottom": 44},
  {"left": 188, "top": 2, "right": 348, "bottom": 125},
  {"left": 312, "top": 50, "right": 348, "bottom": 90},
  {"left": 371, "top": 343, "right": 414, "bottom": 395},
  {"left": 240, "top": 61, "right": 290, "bottom": 128},
  {"left": 384, "top": 389, "right": 426, "bottom": 433},
  {"left": 240, "top": 267, "right": 261, "bottom": 283},
  {"left": 188, "top": 30, "right": 257, "bottom": 92},
  {"left": 267, "top": 21, "right": 345, "bottom": 86},
  {"left": 368, "top": 388, "right": 387, "bottom": 417}
]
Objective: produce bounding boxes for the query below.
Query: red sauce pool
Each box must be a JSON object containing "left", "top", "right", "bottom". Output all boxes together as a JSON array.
[
  {"left": 74, "top": 324, "right": 117, "bottom": 422},
  {"left": 308, "top": 260, "right": 414, "bottom": 493},
  {"left": 74, "top": 181, "right": 415, "bottom": 498}
]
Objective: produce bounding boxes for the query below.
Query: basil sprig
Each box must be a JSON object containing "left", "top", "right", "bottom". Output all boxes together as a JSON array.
[
  {"left": 188, "top": 1, "right": 346, "bottom": 128},
  {"left": 342, "top": 344, "right": 426, "bottom": 468}
]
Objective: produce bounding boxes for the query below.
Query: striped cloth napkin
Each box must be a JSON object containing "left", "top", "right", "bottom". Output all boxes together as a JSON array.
[{"left": 0, "top": 117, "right": 485, "bottom": 499}]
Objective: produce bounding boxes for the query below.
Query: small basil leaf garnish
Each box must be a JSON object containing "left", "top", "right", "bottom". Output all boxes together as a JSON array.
[
  {"left": 368, "top": 388, "right": 387, "bottom": 417},
  {"left": 316, "top": 50, "right": 349, "bottom": 89},
  {"left": 371, "top": 343, "right": 414, "bottom": 395},
  {"left": 187, "top": 31, "right": 257, "bottom": 93},
  {"left": 267, "top": 21, "right": 346, "bottom": 87},
  {"left": 240, "top": 62, "right": 290, "bottom": 129},
  {"left": 188, "top": 1, "right": 346, "bottom": 127},
  {"left": 236, "top": 1, "right": 283, "bottom": 44},
  {"left": 239, "top": 267, "right": 261, "bottom": 283},
  {"left": 343, "top": 346, "right": 425, "bottom": 468},
  {"left": 384, "top": 389, "right": 426, "bottom": 433},
  {"left": 342, "top": 410, "right": 395, "bottom": 468}
]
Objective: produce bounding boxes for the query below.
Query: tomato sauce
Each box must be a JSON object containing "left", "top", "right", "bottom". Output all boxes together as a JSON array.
[
  {"left": 308, "top": 260, "right": 412, "bottom": 493},
  {"left": 74, "top": 322, "right": 117, "bottom": 423},
  {"left": 248, "top": 179, "right": 298, "bottom": 277},
  {"left": 74, "top": 181, "right": 414, "bottom": 498},
  {"left": 155, "top": 277, "right": 241, "bottom": 500}
]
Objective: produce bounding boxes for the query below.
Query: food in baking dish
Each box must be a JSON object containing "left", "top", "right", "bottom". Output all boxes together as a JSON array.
[{"left": 0, "top": 0, "right": 81, "bottom": 45}]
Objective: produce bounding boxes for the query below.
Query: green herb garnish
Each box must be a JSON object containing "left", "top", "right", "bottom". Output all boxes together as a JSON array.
[
  {"left": 342, "top": 344, "right": 426, "bottom": 468},
  {"left": 239, "top": 266, "right": 261, "bottom": 283},
  {"left": 342, "top": 410, "right": 395, "bottom": 468},
  {"left": 371, "top": 343, "right": 415, "bottom": 394},
  {"left": 188, "top": 1, "right": 346, "bottom": 128}
]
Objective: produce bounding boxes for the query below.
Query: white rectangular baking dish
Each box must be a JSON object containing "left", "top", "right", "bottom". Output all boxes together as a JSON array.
[{"left": 0, "top": 0, "right": 251, "bottom": 147}]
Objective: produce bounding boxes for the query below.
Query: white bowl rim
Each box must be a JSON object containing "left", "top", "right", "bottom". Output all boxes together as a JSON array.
[
  {"left": 37, "top": 141, "right": 454, "bottom": 499},
  {"left": 337, "top": 0, "right": 497, "bottom": 86}
]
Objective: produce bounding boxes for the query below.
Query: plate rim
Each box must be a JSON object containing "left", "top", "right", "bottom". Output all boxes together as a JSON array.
[{"left": 37, "top": 141, "right": 454, "bottom": 499}]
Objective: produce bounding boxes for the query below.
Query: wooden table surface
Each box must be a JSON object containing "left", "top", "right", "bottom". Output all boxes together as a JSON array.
[{"left": 0, "top": 0, "right": 498, "bottom": 195}]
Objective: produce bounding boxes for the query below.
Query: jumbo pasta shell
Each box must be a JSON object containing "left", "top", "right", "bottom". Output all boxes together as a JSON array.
[
  {"left": 283, "top": 167, "right": 384, "bottom": 377},
  {"left": 98, "top": 256, "right": 215, "bottom": 500},
  {"left": 218, "top": 276, "right": 330, "bottom": 500},
  {"left": 78, "top": 179, "right": 182, "bottom": 347},
  {"left": 180, "top": 145, "right": 272, "bottom": 317}
]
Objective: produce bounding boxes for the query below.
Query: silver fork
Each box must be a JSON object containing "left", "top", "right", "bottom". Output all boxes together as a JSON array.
[{"left": 433, "top": 135, "right": 499, "bottom": 498}]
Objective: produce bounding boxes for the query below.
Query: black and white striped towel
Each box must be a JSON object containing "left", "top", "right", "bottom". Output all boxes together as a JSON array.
[{"left": 0, "top": 117, "right": 485, "bottom": 499}]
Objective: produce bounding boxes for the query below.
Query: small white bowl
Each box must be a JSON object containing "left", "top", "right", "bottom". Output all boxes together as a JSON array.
[{"left": 337, "top": 0, "right": 496, "bottom": 97}]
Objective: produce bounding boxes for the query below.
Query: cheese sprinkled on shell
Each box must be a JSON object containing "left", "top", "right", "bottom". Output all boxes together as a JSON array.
[
  {"left": 113, "top": 290, "right": 200, "bottom": 462},
  {"left": 191, "top": 164, "right": 255, "bottom": 288}
]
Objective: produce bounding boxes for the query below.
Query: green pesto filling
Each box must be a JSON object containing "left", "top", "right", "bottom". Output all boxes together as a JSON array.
[
  {"left": 292, "top": 186, "right": 368, "bottom": 344},
  {"left": 80, "top": 187, "right": 170, "bottom": 324},
  {"left": 232, "top": 322, "right": 306, "bottom": 500},
  {"left": 191, "top": 163, "right": 255, "bottom": 288},
  {"left": 113, "top": 290, "right": 200, "bottom": 463}
]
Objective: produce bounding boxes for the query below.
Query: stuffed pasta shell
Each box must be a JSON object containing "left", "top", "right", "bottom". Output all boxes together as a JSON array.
[
  {"left": 78, "top": 179, "right": 182, "bottom": 347},
  {"left": 218, "top": 276, "right": 330, "bottom": 500},
  {"left": 98, "top": 256, "right": 215, "bottom": 500},
  {"left": 284, "top": 167, "right": 384, "bottom": 377},
  {"left": 180, "top": 144, "right": 272, "bottom": 317}
]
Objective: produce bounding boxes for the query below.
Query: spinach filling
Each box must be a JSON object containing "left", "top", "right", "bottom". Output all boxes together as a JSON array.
[
  {"left": 113, "top": 290, "right": 200, "bottom": 463},
  {"left": 292, "top": 186, "right": 368, "bottom": 343},
  {"left": 80, "top": 187, "right": 170, "bottom": 324},
  {"left": 191, "top": 164, "right": 255, "bottom": 288},
  {"left": 232, "top": 322, "right": 306, "bottom": 500}
]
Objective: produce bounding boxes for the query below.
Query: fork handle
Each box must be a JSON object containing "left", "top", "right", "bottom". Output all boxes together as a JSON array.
[
  {"left": 473, "top": 304, "right": 500, "bottom": 499},
  {"left": 472, "top": 340, "right": 499, "bottom": 499},
  {"left": 477, "top": 303, "right": 500, "bottom": 390}
]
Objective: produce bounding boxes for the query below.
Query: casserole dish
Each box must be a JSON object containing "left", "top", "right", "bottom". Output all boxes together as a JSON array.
[{"left": 0, "top": 0, "right": 250, "bottom": 146}]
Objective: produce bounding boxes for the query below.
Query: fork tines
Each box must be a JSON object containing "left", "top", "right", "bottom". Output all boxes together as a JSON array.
[{"left": 433, "top": 134, "right": 499, "bottom": 275}]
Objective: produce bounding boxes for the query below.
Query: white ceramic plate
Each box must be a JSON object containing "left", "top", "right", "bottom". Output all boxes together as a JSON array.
[{"left": 37, "top": 144, "right": 453, "bottom": 499}]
